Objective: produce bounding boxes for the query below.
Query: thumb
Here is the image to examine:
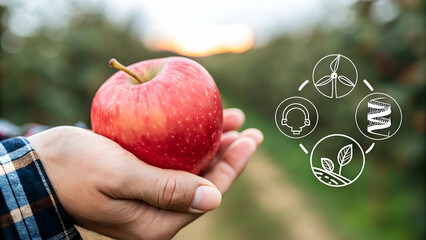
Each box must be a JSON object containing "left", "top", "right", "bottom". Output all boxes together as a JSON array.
[{"left": 108, "top": 160, "right": 222, "bottom": 213}]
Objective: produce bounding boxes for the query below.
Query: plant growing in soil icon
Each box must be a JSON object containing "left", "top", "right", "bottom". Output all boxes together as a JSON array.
[
  {"left": 314, "top": 54, "right": 356, "bottom": 98},
  {"left": 321, "top": 144, "right": 353, "bottom": 176}
]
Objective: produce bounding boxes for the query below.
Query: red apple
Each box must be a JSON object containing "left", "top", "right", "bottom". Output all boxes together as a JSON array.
[{"left": 91, "top": 57, "right": 223, "bottom": 174}]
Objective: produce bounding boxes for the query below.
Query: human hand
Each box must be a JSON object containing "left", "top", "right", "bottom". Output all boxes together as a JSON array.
[{"left": 28, "top": 108, "right": 263, "bottom": 240}]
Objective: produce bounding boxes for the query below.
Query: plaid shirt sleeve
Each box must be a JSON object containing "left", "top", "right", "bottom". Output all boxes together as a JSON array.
[{"left": 0, "top": 137, "right": 81, "bottom": 240}]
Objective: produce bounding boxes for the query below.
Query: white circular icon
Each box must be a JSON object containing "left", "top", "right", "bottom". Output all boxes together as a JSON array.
[
  {"left": 310, "top": 134, "right": 365, "bottom": 187},
  {"left": 312, "top": 54, "right": 358, "bottom": 99},
  {"left": 275, "top": 96, "right": 318, "bottom": 139},
  {"left": 355, "top": 92, "right": 402, "bottom": 141}
]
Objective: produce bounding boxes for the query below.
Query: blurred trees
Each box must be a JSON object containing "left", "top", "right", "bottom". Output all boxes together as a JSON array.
[
  {"left": 0, "top": 6, "right": 168, "bottom": 125},
  {"left": 201, "top": 1, "right": 424, "bottom": 239}
]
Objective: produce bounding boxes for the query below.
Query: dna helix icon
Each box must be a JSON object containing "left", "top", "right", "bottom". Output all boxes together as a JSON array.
[{"left": 367, "top": 97, "right": 391, "bottom": 137}]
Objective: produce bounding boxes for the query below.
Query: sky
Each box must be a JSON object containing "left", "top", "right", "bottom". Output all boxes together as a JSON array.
[{"left": 3, "top": 0, "right": 394, "bottom": 56}]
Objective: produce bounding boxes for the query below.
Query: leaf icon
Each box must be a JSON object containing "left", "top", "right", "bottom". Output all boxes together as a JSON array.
[
  {"left": 338, "top": 75, "right": 355, "bottom": 87},
  {"left": 321, "top": 158, "right": 334, "bottom": 172},
  {"left": 315, "top": 75, "right": 332, "bottom": 87},
  {"left": 338, "top": 144, "right": 353, "bottom": 167},
  {"left": 330, "top": 54, "right": 341, "bottom": 72},
  {"left": 337, "top": 144, "right": 353, "bottom": 176}
]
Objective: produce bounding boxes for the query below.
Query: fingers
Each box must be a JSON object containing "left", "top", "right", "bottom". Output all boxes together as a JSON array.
[
  {"left": 223, "top": 108, "right": 245, "bottom": 132},
  {"left": 218, "top": 130, "right": 239, "bottom": 155},
  {"left": 204, "top": 129, "right": 263, "bottom": 194},
  {"left": 240, "top": 128, "right": 264, "bottom": 146},
  {"left": 104, "top": 159, "right": 222, "bottom": 214}
]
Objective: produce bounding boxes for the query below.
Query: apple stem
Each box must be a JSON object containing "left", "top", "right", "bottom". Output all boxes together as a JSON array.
[{"left": 109, "top": 58, "right": 145, "bottom": 84}]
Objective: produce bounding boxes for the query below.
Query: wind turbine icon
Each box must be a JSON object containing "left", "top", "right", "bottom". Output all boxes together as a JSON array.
[{"left": 313, "top": 54, "right": 357, "bottom": 98}]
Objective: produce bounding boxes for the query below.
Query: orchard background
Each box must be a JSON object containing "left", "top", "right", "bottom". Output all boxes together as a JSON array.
[{"left": 0, "top": 0, "right": 424, "bottom": 239}]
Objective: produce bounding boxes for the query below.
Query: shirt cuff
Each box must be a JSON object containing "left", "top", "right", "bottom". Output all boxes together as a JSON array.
[{"left": 0, "top": 137, "right": 81, "bottom": 240}]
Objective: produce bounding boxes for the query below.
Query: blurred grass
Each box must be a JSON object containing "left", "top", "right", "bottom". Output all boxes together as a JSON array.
[{"left": 210, "top": 177, "right": 288, "bottom": 240}]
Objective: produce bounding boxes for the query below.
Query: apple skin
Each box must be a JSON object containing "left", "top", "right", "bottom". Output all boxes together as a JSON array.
[{"left": 91, "top": 57, "right": 223, "bottom": 175}]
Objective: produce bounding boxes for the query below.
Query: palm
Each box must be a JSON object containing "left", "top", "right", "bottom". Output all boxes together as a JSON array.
[{"left": 107, "top": 108, "right": 261, "bottom": 239}]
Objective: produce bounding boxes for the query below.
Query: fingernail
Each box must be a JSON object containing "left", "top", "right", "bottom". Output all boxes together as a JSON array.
[
  {"left": 228, "top": 108, "right": 245, "bottom": 122},
  {"left": 191, "top": 186, "right": 222, "bottom": 211},
  {"left": 241, "top": 129, "right": 264, "bottom": 145}
]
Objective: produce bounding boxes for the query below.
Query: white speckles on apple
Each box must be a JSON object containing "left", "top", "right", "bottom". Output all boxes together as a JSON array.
[
  {"left": 209, "top": 113, "right": 212, "bottom": 116},
  {"left": 186, "top": 117, "right": 190, "bottom": 121},
  {"left": 178, "top": 120, "right": 181, "bottom": 124},
  {"left": 171, "top": 135, "right": 175, "bottom": 139}
]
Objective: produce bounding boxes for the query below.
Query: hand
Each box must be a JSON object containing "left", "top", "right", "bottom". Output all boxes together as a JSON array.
[{"left": 28, "top": 108, "right": 263, "bottom": 240}]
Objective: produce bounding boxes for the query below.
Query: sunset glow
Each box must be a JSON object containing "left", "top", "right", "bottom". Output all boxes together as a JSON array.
[{"left": 146, "top": 24, "right": 254, "bottom": 57}]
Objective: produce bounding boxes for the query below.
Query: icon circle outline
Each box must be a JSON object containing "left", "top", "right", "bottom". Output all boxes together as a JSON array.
[
  {"left": 312, "top": 54, "right": 358, "bottom": 99},
  {"left": 355, "top": 92, "right": 403, "bottom": 141},
  {"left": 274, "top": 96, "right": 319, "bottom": 139},
  {"left": 310, "top": 134, "right": 365, "bottom": 187}
]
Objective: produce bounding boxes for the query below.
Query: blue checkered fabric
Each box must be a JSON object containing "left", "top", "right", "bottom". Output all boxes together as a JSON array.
[{"left": 0, "top": 137, "right": 81, "bottom": 239}]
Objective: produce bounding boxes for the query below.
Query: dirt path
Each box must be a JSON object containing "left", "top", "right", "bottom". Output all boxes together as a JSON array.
[
  {"left": 78, "top": 150, "right": 336, "bottom": 240},
  {"left": 176, "top": 150, "right": 336, "bottom": 240},
  {"left": 244, "top": 151, "right": 336, "bottom": 240}
]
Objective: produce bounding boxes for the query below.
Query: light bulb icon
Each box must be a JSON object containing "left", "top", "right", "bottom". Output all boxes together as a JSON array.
[
  {"left": 275, "top": 96, "right": 318, "bottom": 139},
  {"left": 281, "top": 103, "right": 311, "bottom": 135}
]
